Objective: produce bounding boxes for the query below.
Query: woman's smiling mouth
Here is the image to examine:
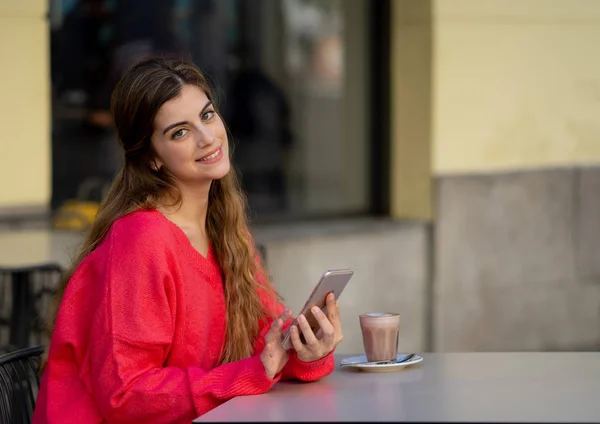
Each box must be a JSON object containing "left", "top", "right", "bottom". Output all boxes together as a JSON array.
[{"left": 196, "top": 147, "right": 223, "bottom": 164}]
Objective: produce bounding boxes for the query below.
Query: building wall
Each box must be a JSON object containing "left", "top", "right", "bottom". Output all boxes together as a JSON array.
[
  {"left": 430, "top": 0, "right": 600, "bottom": 351},
  {"left": 0, "top": 0, "right": 50, "bottom": 208},
  {"left": 433, "top": 0, "right": 600, "bottom": 174},
  {"left": 434, "top": 168, "right": 600, "bottom": 352},
  {"left": 257, "top": 221, "right": 430, "bottom": 354},
  {"left": 3, "top": 0, "right": 600, "bottom": 354},
  {"left": 390, "top": 0, "right": 433, "bottom": 220}
]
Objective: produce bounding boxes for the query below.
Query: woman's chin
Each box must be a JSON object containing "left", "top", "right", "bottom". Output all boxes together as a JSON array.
[
  {"left": 176, "top": 161, "right": 231, "bottom": 185},
  {"left": 211, "top": 162, "right": 231, "bottom": 180},
  {"left": 201, "top": 162, "right": 231, "bottom": 182}
]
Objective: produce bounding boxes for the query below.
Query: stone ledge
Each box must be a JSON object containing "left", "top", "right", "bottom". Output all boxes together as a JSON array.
[
  {"left": 0, "top": 204, "right": 51, "bottom": 230},
  {"left": 253, "top": 217, "right": 427, "bottom": 244}
]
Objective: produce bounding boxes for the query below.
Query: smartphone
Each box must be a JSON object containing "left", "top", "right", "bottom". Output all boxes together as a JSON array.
[{"left": 281, "top": 269, "right": 354, "bottom": 350}]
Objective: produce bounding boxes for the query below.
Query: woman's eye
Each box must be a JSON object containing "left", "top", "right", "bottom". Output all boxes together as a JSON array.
[
  {"left": 172, "top": 128, "right": 187, "bottom": 139},
  {"left": 202, "top": 110, "right": 215, "bottom": 121}
]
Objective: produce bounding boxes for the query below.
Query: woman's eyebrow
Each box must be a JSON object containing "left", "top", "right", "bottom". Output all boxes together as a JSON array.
[{"left": 161, "top": 101, "right": 213, "bottom": 134}]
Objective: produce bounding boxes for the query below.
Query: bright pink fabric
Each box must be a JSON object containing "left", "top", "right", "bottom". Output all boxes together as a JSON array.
[{"left": 33, "top": 209, "right": 334, "bottom": 424}]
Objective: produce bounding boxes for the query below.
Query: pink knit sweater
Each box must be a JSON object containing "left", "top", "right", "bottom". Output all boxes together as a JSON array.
[{"left": 33, "top": 209, "right": 334, "bottom": 424}]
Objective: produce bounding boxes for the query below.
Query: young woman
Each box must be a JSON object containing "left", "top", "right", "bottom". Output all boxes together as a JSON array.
[{"left": 33, "top": 57, "right": 343, "bottom": 424}]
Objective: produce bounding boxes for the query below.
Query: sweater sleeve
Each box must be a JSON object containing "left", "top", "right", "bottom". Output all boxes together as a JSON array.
[
  {"left": 253, "top": 255, "right": 335, "bottom": 382},
  {"left": 88, "top": 220, "right": 279, "bottom": 424}
]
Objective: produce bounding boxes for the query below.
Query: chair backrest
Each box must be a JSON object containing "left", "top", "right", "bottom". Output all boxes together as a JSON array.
[
  {"left": 0, "top": 345, "right": 44, "bottom": 424},
  {"left": 29, "top": 265, "right": 63, "bottom": 346},
  {"left": 0, "top": 264, "right": 63, "bottom": 352}
]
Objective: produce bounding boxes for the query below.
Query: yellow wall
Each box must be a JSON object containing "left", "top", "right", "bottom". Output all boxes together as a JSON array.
[
  {"left": 433, "top": 0, "right": 600, "bottom": 174},
  {"left": 390, "top": 0, "right": 433, "bottom": 220},
  {"left": 0, "top": 0, "right": 50, "bottom": 207}
]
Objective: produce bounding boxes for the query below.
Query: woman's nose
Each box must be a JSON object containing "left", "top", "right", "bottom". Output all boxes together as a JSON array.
[{"left": 196, "top": 125, "right": 216, "bottom": 147}]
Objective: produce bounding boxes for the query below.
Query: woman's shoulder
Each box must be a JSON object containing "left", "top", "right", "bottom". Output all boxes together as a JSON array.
[
  {"left": 111, "top": 209, "right": 172, "bottom": 236},
  {"left": 106, "top": 209, "right": 178, "bottom": 252},
  {"left": 73, "top": 210, "right": 178, "bottom": 283}
]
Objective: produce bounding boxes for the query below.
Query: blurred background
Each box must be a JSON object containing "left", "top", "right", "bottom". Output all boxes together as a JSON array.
[{"left": 1, "top": 0, "right": 600, "bottom": 355}]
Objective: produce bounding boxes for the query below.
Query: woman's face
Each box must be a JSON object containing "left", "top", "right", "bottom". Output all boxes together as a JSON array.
[{"left": 151, "top": 84, "right": 230, "bottom": 185}]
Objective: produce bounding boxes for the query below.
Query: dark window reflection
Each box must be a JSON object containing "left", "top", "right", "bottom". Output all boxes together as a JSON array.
[{"left": 50, "top": 0, "right": 370, "bottom": 220}]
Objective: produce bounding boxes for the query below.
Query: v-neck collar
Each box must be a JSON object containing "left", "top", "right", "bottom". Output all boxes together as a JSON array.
[{"left": 151, "top": 209, "right": 215, "bottom": 265}]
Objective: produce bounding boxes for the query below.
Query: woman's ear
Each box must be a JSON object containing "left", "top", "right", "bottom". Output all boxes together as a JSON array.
[{"left": 152, "top": 159, "right": 163, "bottom": 172}]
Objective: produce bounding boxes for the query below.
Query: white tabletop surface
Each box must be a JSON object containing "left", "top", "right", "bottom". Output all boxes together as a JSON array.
[
  {"left": 194, "top": 352, "right": 600, "bottom": 422},
  {"left": 0, "top": 229, "right": 82, "bottom": 269}
]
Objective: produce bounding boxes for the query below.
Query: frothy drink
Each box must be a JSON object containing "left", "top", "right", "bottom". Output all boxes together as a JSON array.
[{"left": 359, "top": 312, "right": 400, "bottom": 362}]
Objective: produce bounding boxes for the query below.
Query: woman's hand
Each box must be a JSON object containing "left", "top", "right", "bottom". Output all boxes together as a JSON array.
[
  {"left": 289, "top": 293, "right": 343, "bottom": 362},
  {"left": 260, "top": 309, "right": 293, "bottom": 379}
]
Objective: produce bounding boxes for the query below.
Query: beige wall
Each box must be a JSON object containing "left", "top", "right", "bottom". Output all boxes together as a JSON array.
[
  {"left": 433, "top": 0, "right": 600, "bottom": 174},
  {"left": 390, "top": 0, "right": 433, "bottom": 220},
  {"left": 389, "top": 0, "right": 600, "bottom": 218},
  {"left": 0, "top": 0, "right": 50, "bottom": 208}
]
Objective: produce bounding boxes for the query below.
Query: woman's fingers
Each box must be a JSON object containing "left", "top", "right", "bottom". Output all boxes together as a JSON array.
[
  {"left": 289, "top": 325, "right": 308, "bottom": 355},
  {"left": 265, "top": 318, "right": 283, "bottom": 343},
  {"left": 265, "top": 309, "right": 293, "bottom": 345},
  {"left": 310, "top": 306, "right": 335, "bottom": 345},
  {"left": 296, "top": 314, "right": 319, "bottom": 347},
  {"left": 288, "top": 295, "right": 344, "bottom": 362},
  {"left": 325, "top": 294, "right": 343, "bottom": 342},
  {"left": 325, "top": 293, "right": 339, "bottom": 324},
  {"left": 279, "top": 309, "right": 293, "bottom": 322}
]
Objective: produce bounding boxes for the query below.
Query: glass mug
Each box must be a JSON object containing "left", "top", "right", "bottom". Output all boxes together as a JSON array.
[{"left": 359, "top": 312, "right": 400, "bottom": 362}]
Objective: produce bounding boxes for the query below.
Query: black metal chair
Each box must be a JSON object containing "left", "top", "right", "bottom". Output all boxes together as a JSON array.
[
  {"left": 0, "top": 264, "right": 63, "bottom": 353},
  {"left": 0, "top": 345, "right": 44, "bottom": 424}
]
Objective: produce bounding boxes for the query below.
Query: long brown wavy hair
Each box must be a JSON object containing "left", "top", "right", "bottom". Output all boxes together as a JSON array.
[{"left": 48, "top": 56, "right": 277, "bottom": 365}]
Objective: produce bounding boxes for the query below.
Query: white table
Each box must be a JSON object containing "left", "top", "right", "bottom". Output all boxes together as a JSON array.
[{"left": 194, "top": 352, "right": 600, "bottom": 422}]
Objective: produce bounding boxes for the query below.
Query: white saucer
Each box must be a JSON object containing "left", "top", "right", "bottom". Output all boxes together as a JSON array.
[{"left": 340, "top": 353, "right": 423, "bottom": 372}]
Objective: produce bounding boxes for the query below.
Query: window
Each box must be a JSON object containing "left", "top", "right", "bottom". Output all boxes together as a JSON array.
[{"left": 50, "top": 0, "right": 383, "bottom": 221}]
